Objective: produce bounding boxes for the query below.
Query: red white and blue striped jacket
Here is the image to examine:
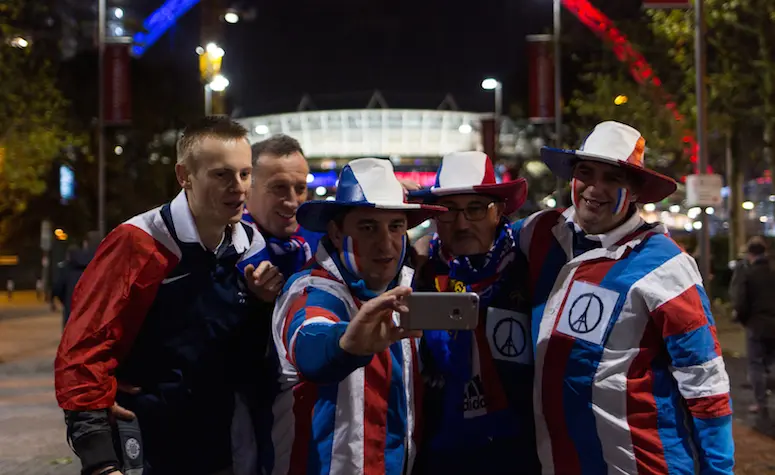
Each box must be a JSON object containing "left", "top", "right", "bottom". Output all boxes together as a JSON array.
[
  {"left": 514, "top": 208, "right": 734, "bottom": 475},
  {"left": 266, "top": 241, "right": 423, "bottom": 475}
]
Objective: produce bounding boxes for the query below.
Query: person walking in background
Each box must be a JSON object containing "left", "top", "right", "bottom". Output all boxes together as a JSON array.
[{"left": 733, "top": 236, "right": 775, "bottom": 425}]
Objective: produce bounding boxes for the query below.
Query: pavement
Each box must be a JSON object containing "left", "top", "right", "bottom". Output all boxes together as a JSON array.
[{"left": 0, "top": 292, "right": 774, "bottom": 474}]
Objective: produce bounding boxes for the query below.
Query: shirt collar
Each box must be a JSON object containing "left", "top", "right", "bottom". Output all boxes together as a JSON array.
[{"left": 563, "top": 206, "right": 644, "bottom": 249}]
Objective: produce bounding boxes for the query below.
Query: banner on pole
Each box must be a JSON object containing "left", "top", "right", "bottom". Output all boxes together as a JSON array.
[
  {"left": 643, "top": 0, "right": 690, "bottom": 9},
  {"left": 104, "top": 43, "right": 132, "bottom": 125},
  {"left": 526, "top": 34, "right": 555, "bottom": 124},
  {"left": 481, "top": 118, "right": 498, "bottom": 162}
]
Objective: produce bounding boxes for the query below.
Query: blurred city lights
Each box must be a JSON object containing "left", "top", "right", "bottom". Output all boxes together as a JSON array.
[
  {"left": 458, "top": 124, "right": 472, "bottom": 134},
  {"left": 743, "top": 201, "right": 755, "bottom": 210},
  {"left": 195, "top": 46, "right": 204, "bottom": 55},
  {"left": 114, "top": 8, "right": 124, "bottom": 19},
  {"left": 315, "top": 186, "right": 327, "bottom": 196},
  {"left": 306, "top": 174, "right": 314, "bottom": 184},
  {"left": 687, "top": 207, "right": 701, "bottom": 219},
  {"left": 114, "top": 146, "right": 124, "bottom": 155},
  {"left": 208, "top": 74, "right": 230, "bottom": 92},
  {"left": 692, "top": 221, "right": 702, "bottom": 230},
  {"left": 705, "top": 207, "right": 714, "bottom": 215},
  {"left": 761, "top": 216, "right": 769, "bottom": 223},
  {"left": 546, "top": 197, "right": 557, "bottom": 208},
  {"left": 669, "top": 204, "right": 681, "bottom": 213},
  {"left": 643, "top": 203, "right": 656, "bottom": 212},
  {"left": 614, "top": 95, "right": 628, "bottom": 106},
  {"left": 10, "top": 37, "right": 28, "bottom": 48},
  {"left": 254, "top": 124, "right": 269, "bottom": 135}
]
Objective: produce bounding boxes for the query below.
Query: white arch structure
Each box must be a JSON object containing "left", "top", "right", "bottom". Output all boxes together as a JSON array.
[{"left": 237, "top": 109, "right": 501, "bottom": 158}]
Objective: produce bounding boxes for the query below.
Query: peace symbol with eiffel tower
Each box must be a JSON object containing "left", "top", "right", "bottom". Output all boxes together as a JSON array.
[{"left": 567, "top": 293, "right": 604, "bottom": 334}]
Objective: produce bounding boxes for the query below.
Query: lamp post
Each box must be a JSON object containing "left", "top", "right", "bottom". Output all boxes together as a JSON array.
[
  {"left": 695, "top": 0, "right": 711, "bottom": 283},
  {"left": 205, "top": 74, "right": 230, "bottom": 115},
  {"left": 553, "top": 0, "right": 565, "bottom": 206},
  {"left": 481, "top": 78, "right": 503, "bottom": 121}
]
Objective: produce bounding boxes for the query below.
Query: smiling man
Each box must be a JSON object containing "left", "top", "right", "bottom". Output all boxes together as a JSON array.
[
  {"left": 55, "top": 116, "right": 279, "bottom": 475},
  {"left": 242, "top": 134, "right": 324, "bottom": 281},
  {"left": 515, "top": 121, "right": 734, "bottom": 474},
  {"left": 265, "top": 158, "right": 446, "bottom": 475}
]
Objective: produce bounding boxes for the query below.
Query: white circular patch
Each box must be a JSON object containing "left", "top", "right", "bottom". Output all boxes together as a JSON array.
[{"left": 125, "top": 437, "right": 141, "bottom": 460}]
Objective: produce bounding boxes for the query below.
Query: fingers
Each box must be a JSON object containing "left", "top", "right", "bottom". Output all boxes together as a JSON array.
[
  {"left": 255, "top": 262, "right": 280, "bottom": 287},
  {"left": 110, "top": 403, "right": 136, "bottom": 421},
  {"left": 243, "top": 264, "right": 256, "bottom": 281},
  {"left": 265, "top": 274, "right": 284, "bottom": 293},
  {"left": 363, "top": 286, "right": 412, "bottom": 315}
]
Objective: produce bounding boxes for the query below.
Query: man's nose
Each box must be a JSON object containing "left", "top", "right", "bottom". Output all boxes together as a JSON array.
[{"left": 453, "top": 210, "right": 471, "bottom": 229}]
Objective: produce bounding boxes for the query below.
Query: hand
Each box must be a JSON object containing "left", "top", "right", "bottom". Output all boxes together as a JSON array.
[
  {"left": 244, "top": 261, "right": 284, "bottom": 302},
  {"left": 398, "top": 179, "right": 422, "bottom": 197},
  {"left": 339, "top": 286, "right": 422, "bottom": 356},
  {"left": 108, "top": 382, "right": 140, "bottom": 423}
]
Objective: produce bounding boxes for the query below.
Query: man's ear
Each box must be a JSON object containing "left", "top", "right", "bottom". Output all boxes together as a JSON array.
[
  {"left": 327, "top": 219, "right": 343, "bottom": 249},
  {"left": 175, "top": 163, "right": 193, "bottom": 189}
]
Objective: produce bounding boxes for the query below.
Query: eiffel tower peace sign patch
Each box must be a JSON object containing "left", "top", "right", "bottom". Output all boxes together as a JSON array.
[{"left": 555, "top": 280, "right": 620, "bottom": 346}]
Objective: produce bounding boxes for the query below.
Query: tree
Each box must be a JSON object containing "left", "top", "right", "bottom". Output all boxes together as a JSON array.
[{"left": 0, "top": 0, "right": 78, "bottom": 246}]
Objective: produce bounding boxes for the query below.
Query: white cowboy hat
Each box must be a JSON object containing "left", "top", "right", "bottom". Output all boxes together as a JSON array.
[
  {"left": 297, "top": 158, "right": 447, "bottom": 233},
  {"left": 540, "top": 121, "right": 677, "bottom": 202},
  {"left": 408, "top": 151, "right": 528, "bottom": 215}
]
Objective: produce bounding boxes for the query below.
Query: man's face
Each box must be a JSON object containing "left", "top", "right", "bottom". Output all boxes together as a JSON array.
[
  {"left": 248, "top": 152, "right": 309, "bottom": 238},
  {"left": 572, "top": 161, "right": 638, "bottom": 234},
  {"left": 435, "top": 195, "right": 503, "bottom": 256},
  {"left": 177, "top": 136, "right": 252, "bottom": 226},
  {"left": 329, "top": 208, "right": 408, "bottom": 290}
]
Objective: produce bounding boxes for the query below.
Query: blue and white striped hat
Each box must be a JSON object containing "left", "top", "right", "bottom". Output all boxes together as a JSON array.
[{"left": 297, "top": 158, "right": 447, "bottom": 233}]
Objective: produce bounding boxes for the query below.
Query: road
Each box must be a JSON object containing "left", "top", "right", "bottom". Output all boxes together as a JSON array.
[{"left": 0, "top": 293, "right": 774, "bottom": 474}]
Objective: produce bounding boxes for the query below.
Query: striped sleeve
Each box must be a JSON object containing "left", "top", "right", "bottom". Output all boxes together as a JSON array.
[
  {"left": 641, "top": 249, "right": 734, "bottom": 474},
  {"left": 283, "top": 286, "right": 372, "bottom": 384}
]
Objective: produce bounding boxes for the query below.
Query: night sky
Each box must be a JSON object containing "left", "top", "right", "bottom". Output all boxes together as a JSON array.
[{"left": 136, "top": 0, "right": 555, "bottom": 118}]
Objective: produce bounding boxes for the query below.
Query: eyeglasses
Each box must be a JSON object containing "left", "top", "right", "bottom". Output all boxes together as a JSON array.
[{"left": 437, "top": 201, "right": 497, "bottom": 223}]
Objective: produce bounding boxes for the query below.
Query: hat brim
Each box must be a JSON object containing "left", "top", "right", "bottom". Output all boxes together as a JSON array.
[
  {"left": 296, "top": 201, "right": 448, "bottom": 233},
  {"left": 408, "top": 178, "right": 528, "bottom": 215},
  {"left": 540, "top": 146, "right": 677, "bottom": 203}
]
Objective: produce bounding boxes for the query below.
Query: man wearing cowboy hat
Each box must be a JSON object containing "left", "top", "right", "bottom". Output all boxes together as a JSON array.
[
  {"left": 263, "top": 158, "right": 446, "bottom": 475},
  {"left": 515, "top": 121, "right": 733, "bottom": 474},
  {"left": 407, "top": 151, "right": 540, "bottom": 474}
]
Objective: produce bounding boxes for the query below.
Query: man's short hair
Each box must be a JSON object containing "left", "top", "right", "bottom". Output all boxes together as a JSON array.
[
  {"left": 176, "top": 116, "right": 249, "bottom": 169},
  {"left": 251, "top": 134, "right": 304, "bottom": 167}
]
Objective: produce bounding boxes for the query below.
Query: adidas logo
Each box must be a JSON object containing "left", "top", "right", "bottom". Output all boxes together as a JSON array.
[{"left": 462, "top": 375, "right": 487, "bottom": 412}]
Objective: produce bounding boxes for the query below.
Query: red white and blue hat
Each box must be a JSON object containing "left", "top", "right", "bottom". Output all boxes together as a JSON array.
[
  {"left": 540, "top": 121, "right": 677, "bottom": 203},
  {"left": 408, "top": 151, "right": 528, "bottom": 215},
  {"left": 297, "top": 158, "right": 448, "bottom": 233}
]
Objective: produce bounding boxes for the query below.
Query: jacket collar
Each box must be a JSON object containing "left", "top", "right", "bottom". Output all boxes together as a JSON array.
[
  {"left": 170, "top": 190, "right": 251, "bottom": 253},
  {"left": 552, "top": 206, "right": 666, "bottom": 264}
]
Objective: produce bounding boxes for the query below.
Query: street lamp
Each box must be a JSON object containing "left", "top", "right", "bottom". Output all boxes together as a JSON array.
[
  {"left": 205, "top": 74, "right": 229, "bottom": 115},
  {"left": 10, "top": 37, "right": 28, "bottom": 48},
  {"left": 224, "top": 11, "right": 240, "bottom": 24},
  {"left": 481, "top": 78, "right": 503, "bottom": 120}
]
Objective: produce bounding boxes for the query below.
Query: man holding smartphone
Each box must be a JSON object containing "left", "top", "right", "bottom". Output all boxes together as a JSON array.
[
  {"left": 408, "top": 151, "right": 539, "bottom": 474},
  {"left": 264, "top": 158, "right": 446, "bottom": 474},
  {"left": 517, "top": 121, "right": 733, "bottom": 474}
]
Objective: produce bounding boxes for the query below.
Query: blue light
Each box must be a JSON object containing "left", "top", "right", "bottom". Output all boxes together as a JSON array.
[
  {"left": 60, "top": 165, "right": 75, "bottom": 203},
  {"left": 308, "top": 171, "right": 338, "bottom": 188},
  {"left": 131, "top": 0, "right": 200, "bottom": 57}
]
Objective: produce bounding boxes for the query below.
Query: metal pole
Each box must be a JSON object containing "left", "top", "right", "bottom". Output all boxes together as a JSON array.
[
  {"left": 494, "top": 83, "right": 503, "bottom": 122},
  {"left": 205, "top": 84, "right": 212, "bottom": 116},
  {"left": 553, "top": 0, "right": 565, "bottom": 206},
  {"left": 97, "top": 0, "right": 106, "bottom": 238},
  {"left": 695, "top": 0, "right": 711, "bottom": 283}
]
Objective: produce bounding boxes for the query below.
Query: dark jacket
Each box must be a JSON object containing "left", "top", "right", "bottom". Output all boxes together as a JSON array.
[
  {"left": 52, "top": 248, "right": 95, "bottom": 325},
  {"left": 733, "top": 257, "right": 775, "bottom": 335}
]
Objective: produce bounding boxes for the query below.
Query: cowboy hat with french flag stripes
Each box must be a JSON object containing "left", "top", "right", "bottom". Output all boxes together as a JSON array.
[
  {"left": 540, "top": 121, "right": 677, "bottom": 203},
  {"left": 297, "top": 157, "right": 447, "bottom": 233},
  {"left": 408, "top": 151, "right": 528, "bottom": 215}
]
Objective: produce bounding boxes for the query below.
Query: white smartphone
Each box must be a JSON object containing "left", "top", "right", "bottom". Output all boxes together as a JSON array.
[{"left": 400, "top": 292, "right": 480, "bottom": 331}]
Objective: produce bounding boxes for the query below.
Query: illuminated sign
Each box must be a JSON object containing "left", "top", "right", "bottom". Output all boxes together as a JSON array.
[
  {"left": 60, "top": 165, "right": 75, "bottom": 203},
  {"left": 307, "top": 171, "right": 438, "bottom": 189}
]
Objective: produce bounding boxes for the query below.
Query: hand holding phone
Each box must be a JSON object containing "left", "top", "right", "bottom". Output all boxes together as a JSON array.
[{"left": 400, "top": 292, "right": 480, "bottom": 331}]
